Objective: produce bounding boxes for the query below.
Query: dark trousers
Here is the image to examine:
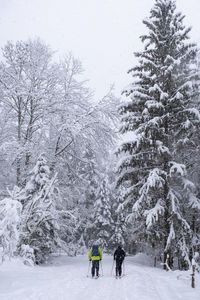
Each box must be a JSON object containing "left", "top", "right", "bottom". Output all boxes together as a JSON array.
[
  {"left": 116, "top": 259, "right": 123, "bottom": 276},
  {"left": 91, "top": 260, "right": 99, "bottom": 277}
]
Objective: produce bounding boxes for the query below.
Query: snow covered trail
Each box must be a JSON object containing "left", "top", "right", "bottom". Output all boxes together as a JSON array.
[{"left": 0, "top": 254, "right": 199, "bottom": 300}]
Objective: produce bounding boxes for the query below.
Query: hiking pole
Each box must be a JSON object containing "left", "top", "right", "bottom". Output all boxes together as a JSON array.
[
  {"left": 87, "top": 260, "right": 91, "bottom": 277},
  {"left": 122, "top": 260, "right": 125, "bottom": 276},
  {"left": 100, "top": 260, "right": 103, "bottom": 276},
  {"left": 111, "top": 260, "right": 114, "bottom": 276}
]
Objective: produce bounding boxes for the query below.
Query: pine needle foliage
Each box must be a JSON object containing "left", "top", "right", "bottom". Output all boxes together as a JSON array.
[{"left": 117, "top": 0, "right": 200, "bottom": 268}]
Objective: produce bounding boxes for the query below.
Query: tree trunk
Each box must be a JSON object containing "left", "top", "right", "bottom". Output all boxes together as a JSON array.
[{"left": 16, "top": 101, "right": 22, "bottom": 186}]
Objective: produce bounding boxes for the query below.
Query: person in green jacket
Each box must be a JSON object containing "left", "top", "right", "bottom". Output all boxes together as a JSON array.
[{"left": 88, "top": 243, "right": 103, "bottom": 278}]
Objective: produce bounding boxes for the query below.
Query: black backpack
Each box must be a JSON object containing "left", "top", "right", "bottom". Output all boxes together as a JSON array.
[
  {"left": 116, "top": 248, "right": 125, "bottom": 261},
  {"left": 92, "top": 245, "right": 99, "bottom": 256}
]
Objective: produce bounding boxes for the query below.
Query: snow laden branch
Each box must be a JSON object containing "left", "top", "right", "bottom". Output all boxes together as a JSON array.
[
  {"left": 169, "top": 162, "right": 186, "bottom": 177},
  {"left": 144, "top": 200, "right": 165, "bottom": 230},
  {"left": 127, "top": 169, "right": 166, "bottom": 221},
  {"left": 139, "top": 168, "right": 166, "bottom": 195}
]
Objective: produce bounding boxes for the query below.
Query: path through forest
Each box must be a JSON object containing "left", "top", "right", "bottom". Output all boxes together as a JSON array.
[{"left": 0, "top": 254, "right": 199, "bottom": 300}]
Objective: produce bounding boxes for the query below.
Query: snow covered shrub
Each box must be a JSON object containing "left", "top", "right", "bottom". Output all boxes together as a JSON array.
[
  {"left": 20, "top": 244, "right": 35, "bottom": 266},
  {"left": 0, "top": 187, "right": 22, "bottom": 261}
]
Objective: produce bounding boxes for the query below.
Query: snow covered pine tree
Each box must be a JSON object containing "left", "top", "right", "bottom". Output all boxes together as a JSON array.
[
  {"left": 117, "top": 0, "right": 200, "bottom": 269},
  {"left": 90, "top": 179, "right": 113, "bottom": 249},
  {"left": 20, "top": 154, "right": 60, "bottom": 264},
  {"left": 109, "top": 193, "right": 126, "bottom": 250}
]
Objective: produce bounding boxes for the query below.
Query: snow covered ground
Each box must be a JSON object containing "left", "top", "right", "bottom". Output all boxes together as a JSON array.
[{"left": 0, "top": 254, "right": 199, "bottom": 300}]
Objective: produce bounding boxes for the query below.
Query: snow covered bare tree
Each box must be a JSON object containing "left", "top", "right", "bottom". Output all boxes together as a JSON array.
[{"left": 0, "top": 39, "right": 57, "bottom": 186}]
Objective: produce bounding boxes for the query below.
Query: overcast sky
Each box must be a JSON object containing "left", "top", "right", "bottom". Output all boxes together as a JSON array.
[{"left": 0, "top": 0, "right": 200, "bottom": 99}]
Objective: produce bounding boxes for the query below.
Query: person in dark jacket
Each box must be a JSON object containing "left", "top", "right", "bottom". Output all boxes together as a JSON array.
[{"left": 114, "top": 245, "right": 125, "bottom": 278}]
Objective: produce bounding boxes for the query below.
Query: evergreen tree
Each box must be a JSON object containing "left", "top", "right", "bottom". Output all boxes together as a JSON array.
[
  {"left": 20, "top": 154, "right": 60, "bottom": 263},
  {"left": 117, "top": 0, "right": 200, "bottom": 268},
  {"left": 90, "top": 179, "right": 113, "bottom": 249},
  {"left": 110, "top": 212, "right": 126, "bottom": 250},
  {"left": 109, "top": 192, "right": 126, "bottom": 250}
]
